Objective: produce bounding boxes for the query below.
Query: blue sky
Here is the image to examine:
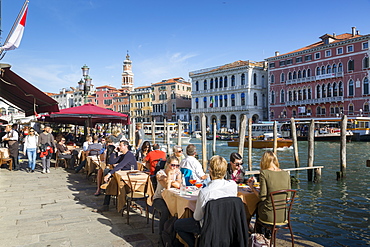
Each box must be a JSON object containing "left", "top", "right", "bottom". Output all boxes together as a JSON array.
[{"left": 2, "top": 0, "right": 370, "bottom": 93}]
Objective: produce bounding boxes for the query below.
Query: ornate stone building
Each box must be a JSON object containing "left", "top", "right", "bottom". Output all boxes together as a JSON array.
[
  {"left": 190, "top": 60, "right": 268, "bottom": 132},
  {"left": 121, "top": 52, "right": 134, "bottom": 93}
]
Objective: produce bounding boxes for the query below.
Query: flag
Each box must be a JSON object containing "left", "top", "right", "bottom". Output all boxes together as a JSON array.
[
  {"left": 0, "top": 2, "right": 29, "bottom": 51},
  {"left": 209, "top": 96, "right": 215, "bottom": 107}
]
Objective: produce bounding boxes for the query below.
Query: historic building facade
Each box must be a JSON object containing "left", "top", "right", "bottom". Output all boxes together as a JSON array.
[
  {"left": 121, "top": 53, "right": 134, "bottom": 93},
  {"left": 190, "top": 60, "right": 268, "bottom": 132},
  {"left": 130, "top": 86, "right": 153, "bottom": 122},
  {"left": 266, "top": 27, "right": 370, "bottom": 120},
  {"left": 151, "top": 77, "right": 191, "bottom": 122},
  {"left": 95, "top": 85, "right": 119, "bottom": 110}
]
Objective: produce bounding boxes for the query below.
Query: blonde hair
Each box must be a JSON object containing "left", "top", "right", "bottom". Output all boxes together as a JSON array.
[
  {"left": 165, "top": 155, "right": 179, "bottom": 169},
  {"left": 260, "top": 151, "right": 280, "bottom": 170},
  {"left": 209, "top": 155, "right": 227, "bottom": 179}
]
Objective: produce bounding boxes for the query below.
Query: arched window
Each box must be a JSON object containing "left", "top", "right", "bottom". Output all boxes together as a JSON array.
[
  {"left": 254, "top": 93, "right": 258, "bottom": 106},
  {"left": 231, "top": 75, "right": 235, "bottom": 87},
  {"left": 322, "top": 84, "right": 326, "bottom": 97},
  {"left": 270, "top": 74, "right": 275, "bottom": 83},
  {"left": 231, "top": 94, "right": 235, "bottom": 106},
  {"left": 215, "top": 95, "right": 218, "bottom": 107},
  {"left": 293, "top": 90, "right": 297, "bottom": 101},
  {"left": 203, "top": 97, "right": 207, "bottom": 108},
  {"left": 321, "top": 106, "right": 326, "bottom": 115},
  {"left": 333, "top": 64, "right": 337, "bottom": 73},
  {"left": 363, "top": 57, "right": 369, "bottom": 69},
  {"left": 241, "top": 93, "right": 245, "bottom": 105},
  {"left": 262, "top": 75, "right": 265, "bottom": 86},
  {"left": 241, "top": 74, "right": 245, "bottom": 85},
  {"left": 288, "top": 90, "right": 292, "bottom": 101},
  {"left": 219, "top": 77, "right": 223, "bottom": 88},
  {"left": 204, "top": 80, "right": 207, "bottom": 90},
  {"left": 195, "top": 81, "right": 199, "bottom": 91},
  {"left": 364, "top": 77, "right": 369, "bottom": 95},
  {"left": 348, "top": 104, "right": 354, "bottom": 114},
  {"left": 333, "top": 82, "right": 338, "bottom": 96},
  {"left": 280, "top": 90, "right": 285, "bottom": 103},
  {"left": 271, "top": 91, "right": 275, "bottom": 104},
  {"left": 298, "top": 89, "right": 302, "bottom": 100},
  {"left": 316, "top": 85, "right": 321, "bottom": 98},
  {"left": 321, "top": 66, "right": 326, "bottom": 74},
  {"left": 288, "top": 72, "right": 292, "bottom": 80},
  {"left": 339, "top": 81, "right": 343, "bottom": 96},
  {"left": 224, "top": 94, "right": 228, "bottom": 107},
  {"left": 293, "top": 71, "right": 297, "bottom": 79},
  {"left": 302, "top": 70, "right": 306, "bottom": 78},
  {"left": 316, "top": 67, "right": 321, "bottom": 75},
  {"left": 219, "top": 95, "right": 223, "bottom": 107},
  {"left": 210, "top": 79, "right": 214, "bottom": 89},
  {"left": 327, "top": 65, "right": 332, "bottom": 74},
  {"left": 364, "top": 102, "right": 369, "bottom": 113},
  {"left": 338, "top": 63, "right": 343, "bottom": 72},
  {"left": 308, "top": 87, "right": 312, "bottom": 99},
  {"left": 307, "top": 68, "right": 311, "bottom": 77},
  {"left": 348, "top": 60, "right": 354, "bottom": 71},
  {"left": 298, "top": 70, "right": 302, "bottom": 79},
  {"left": 349, "top": 79, "right": 354, "bottom": 96},
  {"left": 215, "top": 78, "right": 218, "bottom": 88},
  {"left": 195, "top": 98, "right": 199, "bottom": 109},
  {"left": 224, "top": 76, "right": 228, "bottom": 87},
  {"left": 303, "top": 88, "right": 307, "bottom": 100},
  {"left": 317, "top": 106, "right": 321, "bottom": 115},
  {"left": 253, "top": 73, "right": 257, "bottom": 85},
  {"left": 327, "top": 83, "right": 332, "bottom": 97},
  {"left": 281, "top": 73, "right": 285, "bottom": 82}
]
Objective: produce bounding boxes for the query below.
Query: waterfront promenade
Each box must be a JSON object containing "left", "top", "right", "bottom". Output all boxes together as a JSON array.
[{"left": 0, "top": 159, "right": 323, "bottom": 247}]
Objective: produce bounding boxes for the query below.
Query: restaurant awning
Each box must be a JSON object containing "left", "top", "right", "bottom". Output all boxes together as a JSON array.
[{"left": 0, "top": 64, "right": 59, "bottom": 116}]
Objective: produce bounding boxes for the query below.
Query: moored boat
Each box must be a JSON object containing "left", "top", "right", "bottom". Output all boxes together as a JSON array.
[{"left": 227, "top": 133, "right": 293, "bottom": 149}]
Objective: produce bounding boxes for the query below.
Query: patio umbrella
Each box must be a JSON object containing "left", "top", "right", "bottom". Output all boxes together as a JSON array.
[{"left": 47, "top": 104, "right": 130, "bottom": 126}]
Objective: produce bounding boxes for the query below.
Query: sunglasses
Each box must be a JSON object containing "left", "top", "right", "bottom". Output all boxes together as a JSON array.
[
  {"left": 170, "top": 164, "right": 180, "bottom": 167},
  {"left": 234, "top": 162, "right": 243, "bottom": 166},
  {"left": 30, "top": 131, "right": 35, "bottom": 132},
  {"left": 177, "top": 150, "right": 183, "bottom": 153}
]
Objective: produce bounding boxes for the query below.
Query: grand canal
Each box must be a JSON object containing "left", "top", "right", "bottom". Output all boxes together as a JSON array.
[{"left": 189, "top": 139, "right": 370, "bottom": 246}]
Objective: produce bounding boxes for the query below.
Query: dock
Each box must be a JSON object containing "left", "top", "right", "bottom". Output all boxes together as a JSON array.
[{"left": 0, "top": 159, "right": 323, "bottom": 246}]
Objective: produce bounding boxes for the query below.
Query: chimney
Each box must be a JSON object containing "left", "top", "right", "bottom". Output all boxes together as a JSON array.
[
  {"left": 275, "top": 51, "right": 280, "bottom": 56},
  {"left": 356, "top": 30, "right": 360, "bottom": 35},
  {"left": 333, "top": 33, "right": 336, "bottom": 38},
  {"left": 352, "top": 27, "right": 356, "bottom": 37}
]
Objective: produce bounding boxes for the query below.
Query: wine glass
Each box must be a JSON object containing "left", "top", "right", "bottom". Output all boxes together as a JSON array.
[
  {"left": 189, "top": 174, "right": 196, "bottom": 187},
  {"left": 195, "top": 180, "right": 203, "bottom": 190}
]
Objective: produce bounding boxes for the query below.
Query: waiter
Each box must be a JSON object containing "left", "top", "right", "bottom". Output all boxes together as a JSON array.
[{"left": 2, "top": 124, "right": 19, "bottom": 171}]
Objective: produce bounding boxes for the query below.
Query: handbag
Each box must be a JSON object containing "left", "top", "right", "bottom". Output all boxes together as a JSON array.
[{"left": 249, "top": 233, "right": 270, "bottom": 247}]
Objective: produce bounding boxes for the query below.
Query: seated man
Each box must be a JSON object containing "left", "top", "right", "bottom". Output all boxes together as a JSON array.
[
  {"left": 75, "top": 135, "right": 102, "bottom": 173},
  {"left": 143, "top": 143, "right": 166, "bottom": 175},
  {"left": 225, "top": 152, "right": 245, "bottom": 184},
  {"left": 180, "top": 144, "right": 208, "bottom": 185},
  {"left": 174, "top": 155, "right": 237, "bottom": 247}
]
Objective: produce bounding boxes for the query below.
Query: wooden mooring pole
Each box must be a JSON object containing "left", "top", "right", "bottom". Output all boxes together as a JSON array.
[
  {"left": 337, "top": 115, "right": 347, "bottom": 180},
  {"left": 212, "top": 120, "right": 217, "bottom": 156},
  {"left": 307, "top": 119, "right": 314, "bottom": 182},
  {"left": 177, "top": 119, "right": 182, "bottom": 147},
  {"left": 290, "top": 118, "right": 300, "bottom": 168},
  {"left": 167, "top": 123, "right": 171, "bottom": 156},
  {"left": 151, "top": 120, "right": 156, "bottom": 145},
  {"left": 273, "top": 121, "right": 278, "bottom": 154},
  {"left": 238, "top": 115, "right": 247, "bottom": 158},
  {"left": 201, "top": 113, "right": 207, "bottom": 171},
  {"left": 248, "top": 118, "right": 252, "bottom": 171}
]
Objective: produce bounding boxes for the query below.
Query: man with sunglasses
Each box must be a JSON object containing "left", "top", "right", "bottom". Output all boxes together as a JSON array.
[
  {"left": 172, "top": 145, "right": 185, "bottom": 162},
  {"left": 225, "top": 152, "right": 245, "bottom": 184}
]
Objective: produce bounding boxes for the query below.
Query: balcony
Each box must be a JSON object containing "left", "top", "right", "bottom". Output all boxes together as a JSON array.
[
  {"left": 191, "top": 105, "right": 250, "bottom": 114},
  {"left": 286, "top": 96, "right": 344, "bottom": 106}
]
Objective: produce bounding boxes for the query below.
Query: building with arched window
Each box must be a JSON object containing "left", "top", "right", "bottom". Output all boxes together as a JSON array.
[
  {"left": 189, "top": 60, "right": 268, "bottom": 132},
  {"left": 266, "top": 27, "right": 370, "bottom": 120}
]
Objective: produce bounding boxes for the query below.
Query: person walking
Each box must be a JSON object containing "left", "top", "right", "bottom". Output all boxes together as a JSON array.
[
  {"left": 23, "top": 127, "right": 38, "bottom": 173},
  {"left": 37, "top": 125, "right": 55, "bottom": 174},
  {"left": 2, "top": 124, "right": 20, "bottom": 171}
]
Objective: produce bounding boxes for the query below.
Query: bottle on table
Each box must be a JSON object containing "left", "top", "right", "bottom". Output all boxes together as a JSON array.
[{"left": 180, "top": 176, "right": 186, "bottom": 196}]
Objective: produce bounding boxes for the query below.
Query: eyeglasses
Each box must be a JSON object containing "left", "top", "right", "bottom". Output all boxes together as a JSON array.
[
  {"left": 234, "top": 162, "right": 243, "bottom": 166},
  {"left": 170, "top": 164, "right": 180, "bottom": 168},
  {"left": 177, "top": 150, "right": 183, "bottom": 153},
  {"left": 29, "top": 131, "right": 34, "bottom": 132},
  {"left": 62, "top": 139, "right": 66, "bottom": 141}
]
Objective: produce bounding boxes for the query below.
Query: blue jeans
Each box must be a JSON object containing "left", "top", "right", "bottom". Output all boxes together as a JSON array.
[
  {"left": 26, "top": 148, "right": 37, "bottom": 170},
  {"left": 174, "top": 217, "right": 201, "bottom": 247}
]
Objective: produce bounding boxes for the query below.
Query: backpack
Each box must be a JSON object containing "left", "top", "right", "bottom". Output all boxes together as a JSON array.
[{"left": 161, "top": 214, "right": 178, "bottom": 247}]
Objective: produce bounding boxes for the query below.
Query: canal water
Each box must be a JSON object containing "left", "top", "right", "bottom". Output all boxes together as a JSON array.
[{"left": 188, "top": 139, "right": 370, "bottom": 246}]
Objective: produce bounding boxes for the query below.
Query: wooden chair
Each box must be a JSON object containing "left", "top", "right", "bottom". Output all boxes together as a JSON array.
[
  {"left": 55, "top": 150, "right": 68, "bottom": 169},
  {"left": 255, "top": 189, "right": 297, "bottom": 247},
  {"left": 0, "top": 149, "right": 13, "bottom": 171},
  {"left": 124, "top": 171, "right": 150, "bottom": 224}
]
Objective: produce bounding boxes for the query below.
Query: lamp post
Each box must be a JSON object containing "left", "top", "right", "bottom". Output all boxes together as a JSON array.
[{"left": 78, "top": 64, "right": 92, "bottom": 104}]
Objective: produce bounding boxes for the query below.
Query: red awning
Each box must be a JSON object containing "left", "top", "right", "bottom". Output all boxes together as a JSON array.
[
  {"left": 49, "top": 104, "right": 130, "bottom": 125},
  {"left": 0, "top": 65, "right": 59, "bottom": 116}
]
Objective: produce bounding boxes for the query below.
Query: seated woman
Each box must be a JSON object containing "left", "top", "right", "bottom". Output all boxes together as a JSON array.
[
  {"left": 225, "top": 152, "right": 245, "bottom": 183},
  {"left": 247, "top": 151, "right": 291, "bottom": 225},
  {"left": 56, "top": 137, "right": 77, "bottom": 169},
  {"left": 135, "top": 141, "right": 151, "bottom": 163},
  {"left": 153, "top": 156, "right": 182, "bottom": 239}
]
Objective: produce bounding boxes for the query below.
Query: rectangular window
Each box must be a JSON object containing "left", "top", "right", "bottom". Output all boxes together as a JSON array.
[
  {"left": 315, "top": 52, "right": 320, "bottom": 59},
  {"left": 363, "top": 42, "right": 369, "bottom": 49},
  {"left": 305, "top": 55, "right": 312, "bottom": 61},
  {"left": 269, "top": 62, "right": 275, "bottom": 68},
  {"left": 286, "top": 59, "right": 293, "bottom": 65},
  {"left": 279, "top": 60, "right": 286, "bottom": 66},
  {"left": 296, "top": 57, "right": 302, "bottom": 63},
  {"left": 325, "top": 50, "right": 332, "bottom": 57},
  {"left": 347, "top": 45, "right": 354, "bottom": 52},
  {"left": 337, "top": 47, "right": 343, "bottom": 55}
]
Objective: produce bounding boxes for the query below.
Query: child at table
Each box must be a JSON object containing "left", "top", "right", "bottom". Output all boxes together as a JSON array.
[{"left": 153, "top": 155, "right": 182, "bottom": 241}]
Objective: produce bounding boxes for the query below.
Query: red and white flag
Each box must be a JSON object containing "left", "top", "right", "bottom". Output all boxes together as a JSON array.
[{"left": 0, "top": 2, "right": 29, "bottom": 51}]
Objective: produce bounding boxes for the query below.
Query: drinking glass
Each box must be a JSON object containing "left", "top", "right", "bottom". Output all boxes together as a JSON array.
[{"left": 189, "top": 174, "right": 196, "bottom": 186}]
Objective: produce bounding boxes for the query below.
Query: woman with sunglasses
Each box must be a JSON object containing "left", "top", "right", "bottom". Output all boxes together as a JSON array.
[
  {"left": 23, "top": 127, "right": 38, "bottom": 173},
  {"left": 225, "top": 152, "right": 245, "bottom": 184},
  {"left": 153, "top": 156, "right": 182, "bottom": 241},
  {"left": 135, "top": 141, "right": 151, "bottom": 162}
]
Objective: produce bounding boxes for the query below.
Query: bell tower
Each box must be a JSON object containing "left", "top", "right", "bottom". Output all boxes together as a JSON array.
[{"left": 121, "top": 51, "right": 134, "bottom": 92}]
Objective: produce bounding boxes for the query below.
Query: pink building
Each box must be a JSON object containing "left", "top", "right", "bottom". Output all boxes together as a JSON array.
[
  {"left": 95, "top": 85, "right": 119, "bottom": 110},
  {"left": 266, "top": 27, "right": 370, "bottom": 121}
]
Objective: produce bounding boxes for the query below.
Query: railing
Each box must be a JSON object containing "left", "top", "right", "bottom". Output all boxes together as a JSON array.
[
  {"left": 191, "top": 105, "right": 251, "bottom": 114},
  {"left": 286, "top": 96, "right": 344, "bottom": 106}
]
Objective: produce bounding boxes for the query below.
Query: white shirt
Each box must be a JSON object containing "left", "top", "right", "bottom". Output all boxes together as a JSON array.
[
  {"left": 2, "top": 129, "right": 18, "bottom": 141},
  {"left": 180, "top": 155, "right": 205, "bottom": 181},
  {"left": 23, "top": 135, "right": 38, "bottom": 153},
  {"left": 193, "top": 179, "right": 237, "bottom": 221}
]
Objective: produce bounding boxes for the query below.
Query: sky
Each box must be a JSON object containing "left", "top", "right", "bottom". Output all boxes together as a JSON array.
[{"left": 2, "top": 0, "right": 370, "bottom": 93}]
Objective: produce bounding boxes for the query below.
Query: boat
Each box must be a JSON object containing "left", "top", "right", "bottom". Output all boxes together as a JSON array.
[
  {"left": 297, "top": 130, "right": 353, "bottom": 142},
  {"left": 227, "top": 133, "right": 293, "bottom": 149}
]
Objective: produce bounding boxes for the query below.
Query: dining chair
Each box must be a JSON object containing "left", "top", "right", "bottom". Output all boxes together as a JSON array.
[
  {"left": 124, "top": 171, "right": 150, "bottom": 224},
  {"left": 55, "top": 150, "right": 68, "bottom": 169},
  {"left": 254, "top": 189, "right": 297, "bottom": 247},
  {"left": 0, "top": 149, "right": 13, "bottom": 171}
]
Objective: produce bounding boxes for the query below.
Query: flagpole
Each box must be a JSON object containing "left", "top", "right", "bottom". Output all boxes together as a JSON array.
[{"left": 0, "top": 0, "right": 28, "bottom": 59}]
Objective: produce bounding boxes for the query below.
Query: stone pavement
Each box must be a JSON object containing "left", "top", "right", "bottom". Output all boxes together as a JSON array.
[{"left": 0, "top": 160, "right": 323, "bottom": 247}]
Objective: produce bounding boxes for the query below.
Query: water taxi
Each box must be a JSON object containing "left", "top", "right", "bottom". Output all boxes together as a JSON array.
[{"left": 227, "top": 133, "right": 293, "bottom": 149}]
